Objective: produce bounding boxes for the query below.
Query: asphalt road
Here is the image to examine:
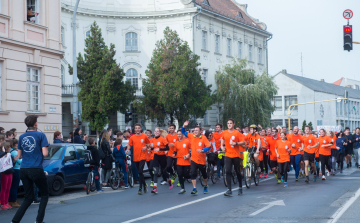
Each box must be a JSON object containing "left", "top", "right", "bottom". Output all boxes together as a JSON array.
[{"left": 1, "top": 167, "right": 360, "bottom": 223}]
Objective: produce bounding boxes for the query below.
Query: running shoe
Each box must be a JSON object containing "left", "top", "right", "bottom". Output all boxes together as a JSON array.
[
  {"left": 305, "top": 176, "right": 309, "bottom": 183},
  {"left": 124, "top": 185, "right": 129, "bottom": 189},
  {"left": 281, "top": 176, "right": 284, "bottom": 182},
  {"left": 277, "top": 179, "right": 281, "bottom": 184},
  {"left": 191, "top": 188, "right": 198, "bottom": 195},
  {"left": 313, "top": 175, "right": 317, "bottom": 182},
  {"left": 203, "top": 185, "right": 209, "bottom": 194},
  {"left": 264, "top": 173, "right": 268, "bottom": 178},
  {"left": 238, "top": 188, "right": 243, "bottom": 195},
  {"left": 151, "top": 187, "right": 158, "bottom": 194},
  {"left": 340, "top": 169, "right": 343, "bottom": 173},
  {"left": 144, "top": 185, "right": 148, "bottom": 193},
  {"left": 327, "top": 171, "right": 330, "bottom": 177},
  {"left": 322, "top": 175, "right": 326, "bottom": 180},
  {"left": 168, "top": 180, "right": 173, "bottom": 189},
  {"left": 295, "top": 177, "right": 298, "bottom": 181},
  {"left": 177, "top": 182, "right": 181, "bottom": 187},
  {"left": 1, "top": 204, "right": 11, "bottom": 210},
  {"left": 96, "top": 189, "right": 104, "bottom": 193},
  {"left": 284, "top": 182, "right": 288, "bottom": 187},
  {"left": 214, "top": 166, "right": 217, "bottom": 171},
  {"left": 161, "top": 181, "right": 167, "bottom": 185},
  {"left": 224, "top": 189, "right": 232, "bottom": 196},
  {"left": 260, "top": 173, "right": 264, "bottom": 178},
  {"left": 138, "top": 189, "right": 143, "bottom": 195},
  {"left": 172, "top": 173, "right": 178, "bottom": 182},
  {"left": 179, "top": 189, "right": 186, "bottom": 194},
  {"left": 150, "top": 181, "right": 154, "bottom": 187}
]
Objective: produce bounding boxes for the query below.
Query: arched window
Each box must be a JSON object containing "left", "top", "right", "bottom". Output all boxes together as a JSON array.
[
  {"left": 61, "top": 65, "right": 65, "bottom": 85},
  {"left": 125, "top": 32, "right": 138, "bottom": 51},
  {"left": 126, "top": 69, "right": 138, "bottom": 89},
  {"left": 86, "top": 30, "right": 91, "bottom": 38}
]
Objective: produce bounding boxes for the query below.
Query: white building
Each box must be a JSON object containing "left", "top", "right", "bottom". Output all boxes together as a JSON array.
[
  {"left": 60, "top": 0, "right": 271, "bottom": 134},
  {"left": 271, "top": 70, "right": 360, "bottom": 131}
]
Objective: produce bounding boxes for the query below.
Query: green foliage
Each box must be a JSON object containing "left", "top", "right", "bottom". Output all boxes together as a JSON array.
[
  {"left": 69, "top": 21, "right": 135, "bottom": 133},
  {"left": 308, "top": 122, "right": 314, "bottom": 130},
  {"left": 302, "top": 120, "right": 307, "bottom": 131},
  {"left": 134, "top": 27, "right": 213, "bottom": 126},
  {"left": 215, "top": 59, "right": 278, "bottom": 129}
]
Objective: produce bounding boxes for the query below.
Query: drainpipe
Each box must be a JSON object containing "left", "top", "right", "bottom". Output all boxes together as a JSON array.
[
  {"left": 72, "top": 0, "right": 80, "bottom": 131},
  {"left": 192, "top": 6, "right": 202, "bottom": 52},
  {"left": 266, "top": 34, "right": 273, "bottom": 74}
]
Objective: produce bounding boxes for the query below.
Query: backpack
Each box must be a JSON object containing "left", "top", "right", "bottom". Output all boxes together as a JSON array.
[
  {"left": 84, "top": 150, "right": 93, "bottom": 168},
  {"left": 98, "top": 147, "right": 106, "bottom": 160}
]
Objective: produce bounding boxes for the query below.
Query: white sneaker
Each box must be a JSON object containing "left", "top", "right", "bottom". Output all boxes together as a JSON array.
[
  {"left": 214, "top": 166, "right": 217, "bottom": 171},
  {"left": 327, "top": 172, "right": 330, "bottom": 177},
  {"left": 160, "top": 181, "right": 167, "bottom": 185},
  {"left": 322, "top": 175, "right": 326, "bottom": 180}
]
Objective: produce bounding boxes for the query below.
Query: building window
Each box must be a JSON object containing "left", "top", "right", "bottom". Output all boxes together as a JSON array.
[
  {"left": 215, "top": 35, "right": 220, "bottom": 53},
  {"left": 61, "top": 65, "right": 65, "bottom": 85},
  {"left": 286, "top": 119, "right": 298, "bottom": 129},
  {"left": 202, "top": 31, "right": 207, "bottom": 50},
  {"left": 27, "top": 0, "right": 39, "bottom": 24},
  {"left": 227, "top": 39, "right": 231, "bottom": 56},
  {"left": 271, "top": 119, "right": 283, "bottom": 128},
  {"left": 203, "top": 69, "right": 207, "bottom": 84},
  {"left": 27, "top": 67, "right": 40, "bottom": 112},
  {"left": 248, "top": 45, "right": 252, "bottom": 61},
  {"left": 125, "top": 32, "right": 138, "bottom": 51},
  {"left": 61, "top": 26, "right": 65, "bottom": 46},
  {"left": 273, "top": 96, "right": 282, "bottom": 111},
  {"left": 355, "top": 84, "right": 359, "bottom": 90},
  {"left": 86, "top": 30, "right": 91, "bottom": 38},
  {"left": 238, "top": 42, "right": 242, "bottom": 58},
  {"left": 317, "top": 120, "right": 323, "bottom": 126},
  {"left": 126, "top": 69, "right": 138, "bottom": 89},
  {"left": 285, "top": 95, "right": 298, "bottom": 110},
  {"left": 258, "top": 48, "right": 262, "bottom": 64}
]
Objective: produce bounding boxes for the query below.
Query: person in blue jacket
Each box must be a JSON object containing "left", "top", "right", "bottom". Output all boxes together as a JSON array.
[
  {"left": 74, "top": 128, "right": 88, "bottom": 144},
  {"left": 113, "top": 138, "right": 129, "bottom": 188},
  {"left": 336, "top": 131, "right": 347, "bottom": 173},
  {"left": 53, "top": 131, "right": 71, "bottom": 143}
]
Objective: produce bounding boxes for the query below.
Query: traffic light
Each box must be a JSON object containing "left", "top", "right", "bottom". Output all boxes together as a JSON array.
[
  {"left": 125, "top": 112, "right": 132, "bottom": 123},
  {"left": 344, "top": 25, "right": 352, "bottom": 51}
]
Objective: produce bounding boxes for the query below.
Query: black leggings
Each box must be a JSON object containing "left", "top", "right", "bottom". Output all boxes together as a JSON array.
[
  {"left": 319, "top": 154, "right": 331, "bottom": 175},
  {"left": 338, "top": 153, "right": 344, "bottom": 170},
  {"left": 262, "top": 150, "right": 269, "bottom": 174},
  {"left": 135, "top": 160, "right": 146, "bottom": 189},
  {"left": 167, "top": 156, "right": 177, "bottom": 177},
  {"left": 153, "top": 154, "right": 169, "bottom": 184},
  {"left": 278, "top": 162, "right": 289, "bottom": 182},
  {"left": 224, "top": 156, "right": 242, "bottom": 190},
  {"left": 190, "top": 161, "right": 207, "bottom": 180},
  {"left": 177, "top": 165, "right": 191, "bottom": 189},
  {"left": 146, "top": 160, "right": 154, "bottom": 181}
]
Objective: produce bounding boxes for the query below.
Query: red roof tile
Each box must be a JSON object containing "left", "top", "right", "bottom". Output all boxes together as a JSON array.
[
  {"left": 332, "top": 78, "right": 343, "bottom": 85},
  {"left": 194, "top": 0, "right": 264, "bottom": 31}
]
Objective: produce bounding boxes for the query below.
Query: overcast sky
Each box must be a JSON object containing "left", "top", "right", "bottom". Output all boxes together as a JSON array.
[{"left": 242, "top": 0, "right": 360, "bottom": 82}]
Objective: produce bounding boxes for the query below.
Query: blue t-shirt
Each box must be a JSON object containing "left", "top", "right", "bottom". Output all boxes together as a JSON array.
[
  {"left": 336, "top": 138, "right": 346, "bottom": 153},
  {"left": 18, "top": 131, "right": 49, "bottom": 169},
  {"left": 355, "top": 134, "right": 360, "bottom": 149}
]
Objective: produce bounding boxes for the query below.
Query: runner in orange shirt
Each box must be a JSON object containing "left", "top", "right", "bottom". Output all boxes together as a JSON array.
[
  {"left": 182, "top": 121, "right": 211, "bottom": 195},
  {"left": 245, "top": 125, "right": 260, "bottom": 172},
  {"left": 318, "top": 129, "right": 333, "bottom": 180},
  {"left": 289, "top": 126, "right": 303, "bottom": 181},
  {"left": 213, "top": 124, "right": 224, "bottom": 177},
  {"left": 146, "top": 129, "right": 155, "bottom": 187},
  {"left": 329, "top": 131, "right": 338, "bottom": 175},
  {"left": 302, "top": 125, "right": 319, "bottom": 183},
  {"left": 221, "top": 118, "right": 246, "bottom": 196},
  {"left": 166, "top": 124, "right": 179, "bottom": 185},
  {"left": 151, "top": 127, "right": 171, "bottom": 194},
  {"left": 313, "top": 133, "right": 320, "bottom": 178},
  {"left": 275, "top": 132, "right": 292, "bottom": 187},
  {"left": 174, "top": 130, "right": 191, "bottom": 194},
  {"left": 257, "top": 128, "right": 268, "bottom": 178},
  {"left": 267, "top": 129, "right": 281, "bottom": 183},
  {"left": 126, "top": 123, "right": 150, "bottom": 195}
]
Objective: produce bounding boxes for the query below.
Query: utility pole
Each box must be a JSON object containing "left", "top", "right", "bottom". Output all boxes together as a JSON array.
[{"left": 72, "top": 0, "right": 80, "bottom": 131}]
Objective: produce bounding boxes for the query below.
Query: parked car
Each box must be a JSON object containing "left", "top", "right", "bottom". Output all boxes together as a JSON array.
[{"left": 43, "top": 143, "right": 89, "bottom": 196}]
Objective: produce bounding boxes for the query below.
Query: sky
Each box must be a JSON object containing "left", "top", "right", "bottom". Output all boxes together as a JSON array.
[{"left": 241, "top": 0, "right": 360, "bottom": 83}]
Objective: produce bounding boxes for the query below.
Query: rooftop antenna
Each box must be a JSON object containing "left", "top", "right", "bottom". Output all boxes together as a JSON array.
[{"left": 301, "top": 52, "right": 303, "bottom": 77}]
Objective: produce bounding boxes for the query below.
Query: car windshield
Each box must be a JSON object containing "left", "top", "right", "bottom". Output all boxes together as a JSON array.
[{"left": 44, "top": 146, "right": 64, "bottom": 160}]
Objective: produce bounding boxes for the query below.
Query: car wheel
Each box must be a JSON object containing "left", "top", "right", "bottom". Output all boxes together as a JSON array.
[{"left": 50, "top": 175, "right": 65, "bottom": 196}]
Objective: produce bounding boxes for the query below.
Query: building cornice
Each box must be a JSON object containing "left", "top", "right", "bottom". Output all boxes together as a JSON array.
[{"left": 61, "top": 3, "right": 198, "bottom": 19}]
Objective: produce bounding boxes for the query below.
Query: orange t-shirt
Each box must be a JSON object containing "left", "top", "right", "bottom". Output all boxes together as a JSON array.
[
  {"left": 289, "top": 134, "right": 303, "bottom": 156},
  {"left": 187, "top": 134, "right": 211, "bottom": 165},
  {"left": 275, "top": 140, "right": 291, "bottom": 163},
  {"left": 166, "top": 133, "right": 179, "bottom": 157},
  {"left": 212, "top": 131, "right": 224, "bottom": 150},
  {"left": 318, "top": 135, "right": 333, "bottom": 156},
  {"left": 257, "top": 136, "right": 267, "bottom": 162},
  {"left": 314, "top": 138, "right": 320, "bottom": 158},
  {"left": 330, "top": 136, "right": 337, "bottom": 150},
  {"left": 267, "top": 136, "right": 280, "bottom": 161},
  {"left": 152, "top": 136, "right": 168, "bottom": 156},
  {"left": 128, "top": 134, "right": 150, "bottom": 162},
  {"left": 174, "top": 139, "right": 191, "bottom": 166},
  {"left": 146, "top": 138, "right": 155, "bottom": 161},
  {"left": 222, "top": 130, "right": 245, "bottom": 158},
  {"left": 245, "top": 133, "right": 260, "bottom": 148},
  {"left": 302, "top": 134, "right": 317, "bottom": 154}
]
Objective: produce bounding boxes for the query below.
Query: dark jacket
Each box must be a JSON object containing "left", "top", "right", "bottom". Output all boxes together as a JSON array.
[
  {"left": 101, "top": 140, "right": 112, "bottom": 169},
  {"left": 113, "top": 145, "right": 126, "bottom": 161},
  {"left": 87, "top": 146, "right": 100, "bottom": 167},
  {"left": 53, "top": 139, "right": 63, "bottom": 143},
  {"left": 74, "top": 135, "right": 86, "bottom": 144}
]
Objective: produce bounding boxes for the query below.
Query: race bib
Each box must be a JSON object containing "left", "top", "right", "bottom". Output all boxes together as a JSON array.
[
  {"left": 323, "top": 140, "right": 326, "bottom": 143},
  {"left": 231, "top": 136, "right": 235, "bottom": 140},
  {"left": 141, "top": 139, "right": 144, "bottom": 143},
  {"left": 157, "top": 142, "right": 160, "bottom": 146},
  {"left": 285, "top": 146, "right": 288, "bottom": 149},
  {"left": 173, "top": 139, "right": 176, "bottom": 142},
  {"left": 183, "top": 144, "right": 186, "bottom": 148},
  {"left": 198, "top": 142, "right": 202, "bottom": 146},
  {"left": 151, "top": 143, "right": 153, "bottom": 147},
  {"left": 297, "top": 139, "right": 300, "bottom": 143},
  {"left": 309, "top": 140, "right": 312, "bottom": 143}
]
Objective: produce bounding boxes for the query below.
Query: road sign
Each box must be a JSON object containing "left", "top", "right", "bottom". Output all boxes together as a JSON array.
[{"left": 343, "top": 9, "right": 353, "bottom": 19}]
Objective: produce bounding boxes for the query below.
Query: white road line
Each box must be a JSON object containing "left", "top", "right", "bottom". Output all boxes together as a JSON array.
[
  {"left": 249, "top": 200, "right": 285, "bottom": 216},
  {"left": 122, "top": 177, "right": 275, "bottom": 223},
  {"left": 327, "top": 188, "right": 360, "bottom": 223}
]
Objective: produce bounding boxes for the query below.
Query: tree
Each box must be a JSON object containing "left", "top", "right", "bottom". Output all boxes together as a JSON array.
[
  {"left": 69, "top": 21, "right": 135, "bottom": 136},
  {"left": 133, "top": 27, "right": 212, "bottom": 126},
  {"left": 308, "top": 122, "right": 314, "bottom": 130},
  {"left": 302, "top": 120, "right": 307, "bottom": 131},
  {"left": 215, "top": 59, "right": 278, "bottom": 129}
]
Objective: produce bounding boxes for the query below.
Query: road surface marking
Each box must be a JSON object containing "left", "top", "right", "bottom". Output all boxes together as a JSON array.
[
  {"left": 122, "top": 177, "right": 274, "bottom": 223},
  {"left": 249, "top": 200, "right": 285, "bottom": 216},
  {"left": 327, "top": 188, "right": 360, "bottom": 223}
]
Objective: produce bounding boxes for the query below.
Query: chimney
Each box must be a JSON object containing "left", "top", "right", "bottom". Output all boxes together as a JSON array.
[
  {"left": 282, "top": 69, "right": 287, "bottom": 74},
  {"left": 320, "top": 79, "right": 325, "bottom": 82}
]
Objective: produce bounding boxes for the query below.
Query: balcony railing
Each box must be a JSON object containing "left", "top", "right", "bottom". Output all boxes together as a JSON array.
[{"left": 62, "top": 84, "right": 79, "bottom": 96}]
